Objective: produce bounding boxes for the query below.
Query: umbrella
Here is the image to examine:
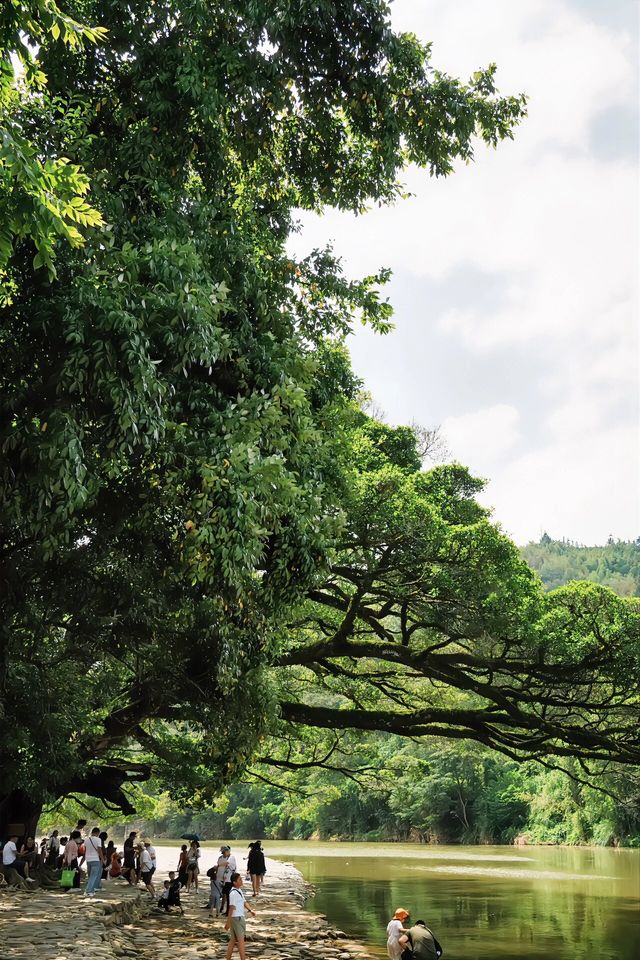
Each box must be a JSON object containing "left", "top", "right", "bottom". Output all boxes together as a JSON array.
[{"left": 180, "top": 833, "right": 200, "bottom": 841}]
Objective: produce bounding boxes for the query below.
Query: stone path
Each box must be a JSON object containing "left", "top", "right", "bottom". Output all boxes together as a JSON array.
[{"left": 0, "top": 859, "right": 373, "bottom": 960}]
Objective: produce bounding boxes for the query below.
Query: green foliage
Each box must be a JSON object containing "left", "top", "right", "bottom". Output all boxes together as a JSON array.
[
  {"left": 1, "top": 0, "right": 527, "bottom": 822},
  {"left": 0, "top": 1, "right": 105, "bottom": 276},
  {"left": 140, "top": 739, "right": 640, "bottom": 847},
  {"left": 7, "top": 4, "right": 637, "bottom": 850},
  {"left": 521, "top": 536, "right": 640, "bottom": 596}
]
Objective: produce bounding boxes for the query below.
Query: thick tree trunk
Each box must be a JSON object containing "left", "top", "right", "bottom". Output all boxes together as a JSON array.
[{"left": 0, "top": 789, "right": 43, "bottom": 843}]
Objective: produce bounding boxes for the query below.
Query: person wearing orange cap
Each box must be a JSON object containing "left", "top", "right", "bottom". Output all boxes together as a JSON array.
[{"left": 387, "top": 908, "right": 411, "bottom": 960}]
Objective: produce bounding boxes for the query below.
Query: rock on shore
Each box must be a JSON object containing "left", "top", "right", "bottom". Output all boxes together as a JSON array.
[{"left": 0, "top": 857, "right": 374, "bottom": 960}]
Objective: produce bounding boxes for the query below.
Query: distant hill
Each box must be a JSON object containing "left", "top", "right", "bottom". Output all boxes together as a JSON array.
[{"left": 520, "top": 535, "right": 640, "bottom": 596}]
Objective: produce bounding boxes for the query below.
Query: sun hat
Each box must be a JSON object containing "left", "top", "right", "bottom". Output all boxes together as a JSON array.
[{"left": 393, "top": 908, "right": 410, "bottom": 920}]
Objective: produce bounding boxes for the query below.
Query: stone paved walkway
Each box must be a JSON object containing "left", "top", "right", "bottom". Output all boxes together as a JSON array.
[{"left": 0, "top": 858, "right": 372, "bottom": 960}]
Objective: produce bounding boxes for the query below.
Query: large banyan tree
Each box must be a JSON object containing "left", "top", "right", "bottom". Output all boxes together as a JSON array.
[{"left": 1, "top": 1, "right": 637, "bottom": 837}]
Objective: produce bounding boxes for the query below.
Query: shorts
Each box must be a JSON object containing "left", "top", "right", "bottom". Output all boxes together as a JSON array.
[
  {"left": 141, "top": 871, "right": 153, "bottom": 885},
  {"left": 229, "top": 917, "right": 246, "bottom": 942}
]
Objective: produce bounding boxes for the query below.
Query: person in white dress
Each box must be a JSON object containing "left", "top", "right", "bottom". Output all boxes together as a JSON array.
[{"left": 387, "top": 907, "right": 410, "bottom": 960}]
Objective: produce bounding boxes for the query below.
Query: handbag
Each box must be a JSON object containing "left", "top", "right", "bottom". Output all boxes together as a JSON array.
[{"left": 59, "top": 868, "right": 76, "bottom": 888}]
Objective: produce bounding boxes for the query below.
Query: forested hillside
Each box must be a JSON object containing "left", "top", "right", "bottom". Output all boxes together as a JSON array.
[{"left": 521, "top": 536, "right": 640, "bottom": 595}]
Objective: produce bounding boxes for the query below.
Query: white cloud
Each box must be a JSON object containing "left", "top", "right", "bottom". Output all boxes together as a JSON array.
[
  {"left": 290, "top": 0, "right": 639, "bottom": 544},
  {"left": 442, "top": 404, "right": 522, "bottom": 473},
  {"left": 486, "top": 422, "right": 639, "bottom": 544}
]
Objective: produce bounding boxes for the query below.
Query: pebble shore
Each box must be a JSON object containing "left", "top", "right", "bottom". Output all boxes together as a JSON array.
[{"left": 0, "top": 858, "right": 374, "bottom": 960}]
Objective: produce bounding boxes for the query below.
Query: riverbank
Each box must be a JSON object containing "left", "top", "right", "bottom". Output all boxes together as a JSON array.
[{"left": 0, "top": 857, "right": 373, "bottom": 960}]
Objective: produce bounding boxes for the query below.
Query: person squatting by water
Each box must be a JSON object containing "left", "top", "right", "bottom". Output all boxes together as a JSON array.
[
  {"left": 157, "top": 872, "right": 185, "bottom": 915},
  {"left": 399, "top": 921, "right": 443, "bottom": 960},
  {"left": 225, "top": 872, "right": 256, "bottom": 960}
]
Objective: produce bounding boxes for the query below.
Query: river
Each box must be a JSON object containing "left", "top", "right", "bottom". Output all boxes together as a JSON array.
[
  {"left": 155, "top": 840, "right": 639, "bottom": 959},
  {"left": 269, "top": 841, "right": 640, "bottom": 960}
]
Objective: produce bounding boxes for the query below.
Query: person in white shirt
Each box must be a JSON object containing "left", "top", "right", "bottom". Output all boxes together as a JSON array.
[
  {"left": 158, "top": 880, "right": 170, "bottom": 908},
  {"left": 79, "top": 827, "right": 104, "bottom": 897},
  {"left": 2, "top": 835, "right": 35, "bottom": 882},
  {"left": 3, "top": 836, "right": 20, "bottom": 876},
  {"left": 217, "top": 845, "right": 237, "bottom": 915},
  {"left": 46, "top": 830, "right": 60, "bottom": 867},
  {"left": 144, "top": 839, "right": 157, "bottom": 875},
  {"left": 225, "top": 872, "right": 256, "bottom": 960},
  {"left": 138, "top": 843, "right": 156, "bottom": 897}
]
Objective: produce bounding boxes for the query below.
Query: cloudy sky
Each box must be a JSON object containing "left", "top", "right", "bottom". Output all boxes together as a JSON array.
[{"left": 291, "top": 0, "right": 639, "bottom": 546}]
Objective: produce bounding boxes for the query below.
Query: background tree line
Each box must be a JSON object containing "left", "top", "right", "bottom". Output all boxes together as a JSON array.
[
  {"left": 40, "top": 538, "right": 640, "bottom": 848},
  {"left": 521, "top": 536, "right": 640, "bottom": 596}
]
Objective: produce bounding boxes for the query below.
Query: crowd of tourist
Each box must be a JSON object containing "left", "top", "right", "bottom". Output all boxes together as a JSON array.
[
  {"left": 2, "top": 826, "right": 267, "bottom": 960},
  {"left": 2, "top": 828, "right": 443, "bottom": 960},
  {"left": 1, "top": 823, "right": 266, "bottom": 914}
]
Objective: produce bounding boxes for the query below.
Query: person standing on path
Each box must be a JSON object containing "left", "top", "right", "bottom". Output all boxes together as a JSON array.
[
  {"left": 61, "top": 830, "right": 82, "bottom": 889},
  {"left": 46, "top": 830, "right": 60, "bottom": 867},
  {"left": 217, "top": 844, "right": 237, "bottom": 915},
  {"left": 123, "top": 831, "right": 137, "bottom": 884},
  {"left": 177, "top": 844, "right": 189, "bottom": 887},
  {"left": 246, "top": 841, "right": 266, "bottom": 897},
  {"left": 80, "top": 827, "right": 105, "bottom": 897},
  {"left": 387, "top": 908, "right": 410, "bottom": 960},
  {"left": 144, "top": 838, "right": 157, "bottom": 878},
  {"left": 138, "top": 842, "right": 156, "bottom": 898},
  {"left": 398, "top": 921, "right": 443, "bottom": 960},
  {"left": 186, "top": 839, "right": 201, "bottom": 893},
  {"left": 225, "top": 872, "right": 256, "bottom": 960}
]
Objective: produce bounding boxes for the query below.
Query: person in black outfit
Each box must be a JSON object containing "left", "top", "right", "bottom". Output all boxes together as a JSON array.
[
  {"left": 167, "top": 872, "right": 185, "bottom": 914},
  {"left": 123, "top": 831, "right": 137, "bottom": 884},
  {"left": 247, "top": 840, "right": 266, "bottom": 897}
]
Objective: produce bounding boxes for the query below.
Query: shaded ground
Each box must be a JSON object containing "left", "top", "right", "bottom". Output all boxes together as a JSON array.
[{"left": 0, "top": 858, "right": 372, "bottom": 960}]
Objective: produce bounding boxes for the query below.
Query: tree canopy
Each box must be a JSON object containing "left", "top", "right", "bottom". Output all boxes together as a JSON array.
[
  {"left": 269, "top": 419, "right": 640, "bottom": 772},
  {"left": 2, "top": 1, "right": 637, "bottom": 837}
]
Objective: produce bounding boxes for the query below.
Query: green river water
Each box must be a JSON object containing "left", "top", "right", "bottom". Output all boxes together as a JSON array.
[
  {"left": 267, "top": 841, "right": 639, "bottom": 960},
  {"left": 157, "top": 840, "right": 639, "bottom": 959}
]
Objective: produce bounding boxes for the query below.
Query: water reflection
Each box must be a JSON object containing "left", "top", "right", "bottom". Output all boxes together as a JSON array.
[{"left": 266, "top": 842, "right": 639, "bottom": 960}]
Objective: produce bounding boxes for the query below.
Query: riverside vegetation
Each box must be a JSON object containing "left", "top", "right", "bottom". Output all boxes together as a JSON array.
[
  {"left": 2, "top": 1, "right": 639, "bottom": 849},
  {"left": 39, "top": 539, "right": 640, "bottom": 849}
]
